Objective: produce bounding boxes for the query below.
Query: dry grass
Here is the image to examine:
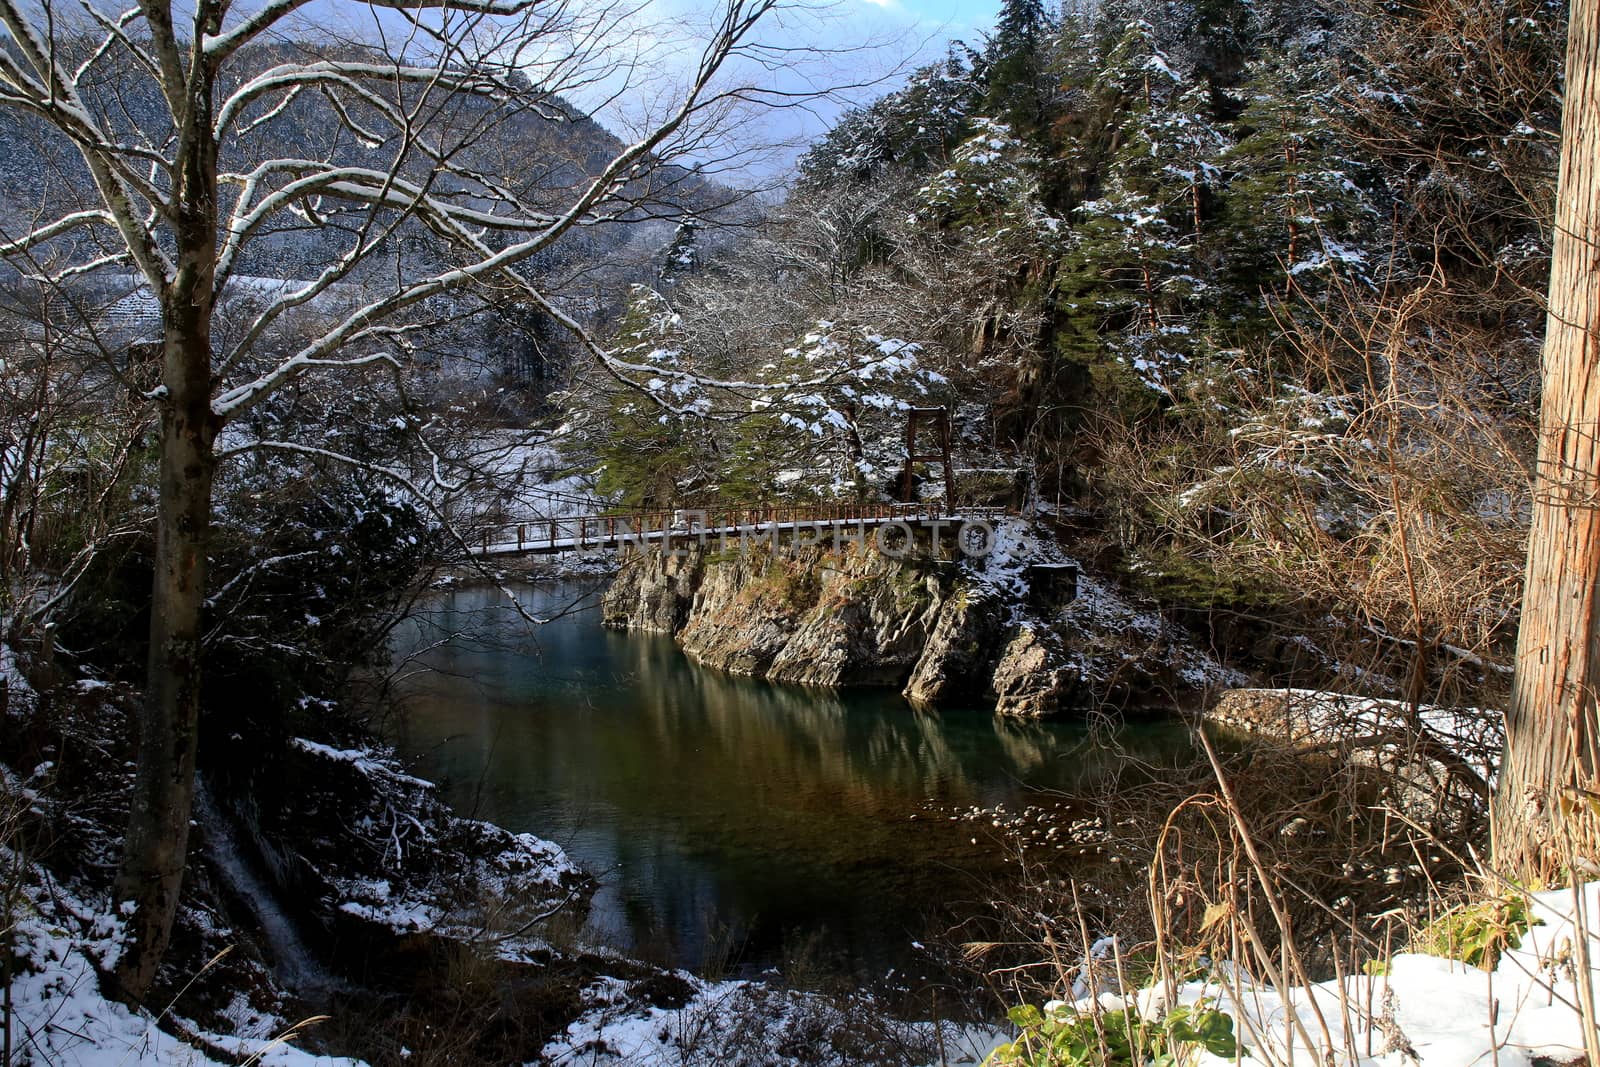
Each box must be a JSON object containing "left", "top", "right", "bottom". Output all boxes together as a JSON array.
[
  {"left": 958, "top": 713, "right": 1486, "bottom": 1010},
  {"left": 973, "top": 724, "right": 1600, "bottom": 1067}
]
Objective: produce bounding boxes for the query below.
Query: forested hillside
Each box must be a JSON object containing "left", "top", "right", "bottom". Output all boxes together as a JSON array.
[{"left": 586, "top": 0, "right": 1562, "bottom": 709}]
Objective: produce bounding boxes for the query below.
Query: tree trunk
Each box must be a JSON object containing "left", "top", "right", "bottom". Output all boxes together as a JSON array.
[
  {"left": 114, "top": 62, "right": 220, "bottom": 998},
  {"left": 113, "top": 359, "right": 215, "bottom": 998},
  {"left": 1494, "top": 0, "right": 1600, "bottom": 873}
]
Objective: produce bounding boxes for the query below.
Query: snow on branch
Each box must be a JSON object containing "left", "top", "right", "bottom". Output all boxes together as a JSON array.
[
  {"left": 0, "top": 0, "right": 175, "bottom": 285},
  {"left": 214, "top": 60, "right": 519, "bottom": 137},
  {"left": 212, "top": 2, "right": 781, "bottom": 419},
  {"left": 0, "top": 210, "right": 119, "bottom": 256},
  {"left": 217, "top": 437, "right": 553, "bottom": 626}
]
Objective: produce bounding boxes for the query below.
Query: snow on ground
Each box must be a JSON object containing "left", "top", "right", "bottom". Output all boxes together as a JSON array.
[
  {"left": 1205, "top": 688, "right": 1501, "bottom": 785},
  {"left": 4, "top": 860, "right": 365, "bottom": 1067},
  {"left": 1046, "top": 557, "right": 1252, "bottom": 695},
  {"left": 1072, "top": 882, "right": 1600, "bottom": 1067},
  {"left": 285, "top": 737, "right": 582, "bottom": 945},
  {"left": 970, "top": 517, "right": 1063, "bottom": 607},
  {"left": 540, "top": 973, "right": 1008, "bottom": 1067}
]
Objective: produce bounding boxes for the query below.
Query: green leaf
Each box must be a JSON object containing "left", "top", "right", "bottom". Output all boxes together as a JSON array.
[
  {"left": 1009, "top": 1004, "right": 1045, "bottom": 1029},
  {"left": 1196, "top": 1009, "right": 1242, "bottom": 1056}
]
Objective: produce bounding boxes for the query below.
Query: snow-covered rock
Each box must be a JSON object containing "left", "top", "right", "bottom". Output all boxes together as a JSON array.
[
  {"left": 1204, "top": 686, "right": 1499, "bottom": 821},
  {"left": 541, "top": 971, "right": 1007, "bottom": 1066}
]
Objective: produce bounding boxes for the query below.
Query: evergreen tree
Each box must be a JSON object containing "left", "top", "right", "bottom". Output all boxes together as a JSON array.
[
  {"left": 1215, "top": 48, "right": 1381, "bottom": 329},
  {"left": 1495, "top": 0, "right": 1600, "bottom": 873},
  {"left": 1186, "top": 0, "right": 1254, "bottom": 90},
  {"left": 984, "top": 0, "right": 1057, "bottom": 137},
  {"left": 1053, "top": 20, "right": 1225, "bottom": 402},
  {"left": 797, "top": 106, "right": 888, "bottom": 188},
  {"left": 660, "top": 216, "right": 702, "bottom": 283},
  {"left": 797, "top": 48, "right": 981, "bottom": 189},
  {"left": 1335, "top": 0, "right": 1561, "bottom": 287},
  {"left": 882, "top": 47, "right": 984, "bottom": 169},
  {"left": 915, "top": 118, "right": 1047, "bottom": 229},
  {"left": 594, "top": 289, "right": 721, "bottom": 507},
  {"left": 1094, "top": 0, "right": 1259, "bottom": 94}
]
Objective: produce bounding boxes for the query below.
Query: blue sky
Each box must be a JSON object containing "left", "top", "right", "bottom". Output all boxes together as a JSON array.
[
  {"left": 859, "top": 0, "right": 1000, "bottom": 37},
  {"left": 618, "top": 0, "right": 1007, "bottom": 182},
  {"left": 756, "top": 0, "right": 1003, "bottom": 177},
  {"left": 240, "top": 0, "right": 1007, "bottom": 183}
]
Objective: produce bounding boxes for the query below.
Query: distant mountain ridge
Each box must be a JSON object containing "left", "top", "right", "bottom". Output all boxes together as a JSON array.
[{"left": 0, "top": 36, "right": 742, "bottom": 387}]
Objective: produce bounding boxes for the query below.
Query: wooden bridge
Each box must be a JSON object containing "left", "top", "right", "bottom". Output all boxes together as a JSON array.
[{"left": 469, "top": 502, "right": 1007, "bottom": 557}]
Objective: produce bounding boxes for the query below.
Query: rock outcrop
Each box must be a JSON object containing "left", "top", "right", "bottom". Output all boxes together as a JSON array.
[
  {"left": 598, "top": 541, "right": 704, "bottom": 634},
  {"left": 1202, "top": 687, "right": 1499, "bottom": 831},
  {"left": 602, "top": 521, "right": 1251, "bottom": 717},
  {"left": 902, "top": 590, "right": 1010, "bottom": 707},
  {"left": 991, "top": 626, "right": 1073, "bottom": 718},
  {"left": 606, "top": 542, "right": 950, "bottom": 687}
]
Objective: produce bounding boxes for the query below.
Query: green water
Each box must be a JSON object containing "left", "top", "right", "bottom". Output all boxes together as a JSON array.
[{"left": 393, "top": 581, "right": 1191, "bottom": 981}]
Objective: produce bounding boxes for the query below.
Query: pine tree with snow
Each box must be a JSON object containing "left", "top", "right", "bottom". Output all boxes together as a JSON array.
[
  {"left": 915, "top": 118, "right": 1046, "bottom": 230},
  {"left": 1215, "top": 47, "right": 1381, "bottom": 330},
  {"left": 881, "top": 47, "right": 985, "bottom": 171},
  {"left": 1052, "top": 20, "right": 1224, "bottom": 402},
  {"left": 660, "top": 216, "right": 702, "bottom": 283},
  {"left": 797, "top": 48, "right": 982, "bottom": 189},
  {"left": 594, "top": 288, "right": 720, "bottom": 507},
  {"left": 984, "top": 0, "right": 1057, "bottom": 137}
]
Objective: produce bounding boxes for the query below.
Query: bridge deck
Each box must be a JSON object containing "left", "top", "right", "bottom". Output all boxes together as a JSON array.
[{"left": 470, "top": 504, "right": 1004, "bottom": 557}]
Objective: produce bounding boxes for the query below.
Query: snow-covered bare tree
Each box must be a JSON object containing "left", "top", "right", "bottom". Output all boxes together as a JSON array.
[{"left": 0, "top": 0, "right": 823, "bottom": 998}]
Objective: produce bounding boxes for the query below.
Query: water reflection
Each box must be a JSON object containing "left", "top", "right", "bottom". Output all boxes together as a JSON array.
[{"left": 393, "top": 582, "right": 1189, "bottom": 978}]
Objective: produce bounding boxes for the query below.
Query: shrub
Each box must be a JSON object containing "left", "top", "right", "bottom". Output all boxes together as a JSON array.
[
  {"left": 987, "top": 1000, "right": 1246, "bottom": 1067},
  {"left": 1414, "top": 892, "right": 1540, "bottom": 971}
]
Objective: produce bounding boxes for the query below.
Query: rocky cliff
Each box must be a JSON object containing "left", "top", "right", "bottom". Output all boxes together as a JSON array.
[
  {"left": 601, "top": 540, "right": 954, "bottom": 688},
  {"left": 601, "top": 521, "right": 1250, "bottom": 717}
]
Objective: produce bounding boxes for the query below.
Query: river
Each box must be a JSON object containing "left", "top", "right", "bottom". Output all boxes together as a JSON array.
[{"left": 392, "top": 580, "right": 1191, "bottom": 986}]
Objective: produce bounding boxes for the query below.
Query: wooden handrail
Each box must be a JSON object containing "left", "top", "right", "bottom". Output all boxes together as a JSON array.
[{"left": 467, "top": 499, "right": 1020, "bottom": 553}]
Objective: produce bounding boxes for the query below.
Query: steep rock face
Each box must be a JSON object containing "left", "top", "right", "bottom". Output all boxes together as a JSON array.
[
  {"left": 671, "top": 549, "right": 803, "bottom": 679},
  {"left": 671, "top": 544, "right": 949, "bottom": 687},
  {"left": 602, "top": 525, "right": 1253, "bottom": 717},
  {"left": 769, "top": 566, "right": 947, "bottom": 687},
  {"left": 600, "top": 545, "right": 705, "bottom": 634},
  {"left": 902, "top": 590, "right": 1010, "bottom": 707},
  {"left": 991, "top": 626, "right": 1072, "bottom": 718}
]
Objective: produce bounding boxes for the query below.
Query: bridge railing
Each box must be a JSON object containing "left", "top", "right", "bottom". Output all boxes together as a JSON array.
[{"left": 465, "top": 501, "right": 1007, "bottom": 554}]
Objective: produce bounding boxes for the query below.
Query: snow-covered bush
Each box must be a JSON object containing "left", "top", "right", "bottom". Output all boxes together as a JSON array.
[{"left": 591, "top": 283, "right": 951, "bottom": 506}]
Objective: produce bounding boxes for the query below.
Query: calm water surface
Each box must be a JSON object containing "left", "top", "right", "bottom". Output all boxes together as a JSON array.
[{"left": 393, "top": 581, "right": 1190, "bottom": 980}]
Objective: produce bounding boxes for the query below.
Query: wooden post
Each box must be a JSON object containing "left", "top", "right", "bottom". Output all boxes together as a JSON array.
[
  {"left": 902, "top": 406, "right": 956, "bottom": 505},
  {"left": 1497, "top": 0, "right": 1600, "bottom": 869}
]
